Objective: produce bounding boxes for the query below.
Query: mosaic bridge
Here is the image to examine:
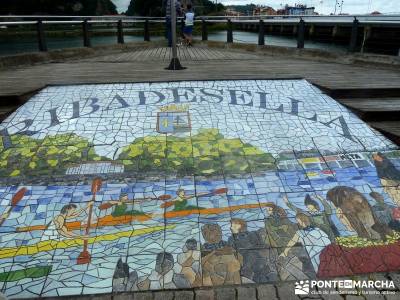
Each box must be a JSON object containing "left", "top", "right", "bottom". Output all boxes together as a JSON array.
[{"left": 0, "top": 79, "right": 400, "bottom": 298}]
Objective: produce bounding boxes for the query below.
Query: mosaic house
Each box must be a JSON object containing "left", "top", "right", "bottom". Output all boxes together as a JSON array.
[{"left": 0, "top": 79, "right": 400, "bottom": 298}]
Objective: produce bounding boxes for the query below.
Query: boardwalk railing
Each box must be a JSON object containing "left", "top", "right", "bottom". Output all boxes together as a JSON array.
[{"left": 1, "top": 15, "right": 400, "bottom": 54}]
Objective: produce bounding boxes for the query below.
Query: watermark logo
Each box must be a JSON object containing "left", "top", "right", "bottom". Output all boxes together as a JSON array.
[
  {"left": 294, "top": 280, "right": 396, "bottom": 296},
  {"left": 295, "top": 280, "right": 310, "bottom": 295}
]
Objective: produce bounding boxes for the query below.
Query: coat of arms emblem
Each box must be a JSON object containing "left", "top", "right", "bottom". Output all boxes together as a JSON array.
[{"left": 157, "top": 104, "right": 191, "bottom": 134}]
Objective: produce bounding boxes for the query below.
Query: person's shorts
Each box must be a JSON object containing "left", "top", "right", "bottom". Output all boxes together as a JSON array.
[{"left": 183, "top": 26, "right": 193, "bottom": 35}]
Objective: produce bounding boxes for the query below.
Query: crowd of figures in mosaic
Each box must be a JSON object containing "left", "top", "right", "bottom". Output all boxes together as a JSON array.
[{"left": 0, "top": 80, "right": 400, "bottom": 298}]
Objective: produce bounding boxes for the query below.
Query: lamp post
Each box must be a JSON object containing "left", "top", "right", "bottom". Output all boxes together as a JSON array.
[{"left": 166, "top": 0, "right": 185, "bottom": 70}]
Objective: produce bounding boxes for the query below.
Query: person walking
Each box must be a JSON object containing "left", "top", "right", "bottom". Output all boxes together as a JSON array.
[{"left": 183, "top": 3, "right": 194, "bottom": 46}]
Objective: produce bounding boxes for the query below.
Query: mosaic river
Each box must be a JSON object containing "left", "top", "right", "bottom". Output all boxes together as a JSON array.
[{"left": 0, "top": 80, "right": 399, "bottom": 298}]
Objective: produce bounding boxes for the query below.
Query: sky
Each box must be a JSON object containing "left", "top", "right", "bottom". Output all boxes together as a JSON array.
[{"left": 111, "top": 0, "right": 399, "bottom": 15}]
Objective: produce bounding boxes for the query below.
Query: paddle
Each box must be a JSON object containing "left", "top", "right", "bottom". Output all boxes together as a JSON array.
[
  {"left": 98, "top": 194, "right": 172, "bottom": 211},
  {"left": 160, "top": 188, "right": 228, "bottom": 209},
  {"left": 0, "top": 188, "right": 27, "bottom": 226},
  {"left": 77, "top": 178, "right": 102, "bottom": 265}
]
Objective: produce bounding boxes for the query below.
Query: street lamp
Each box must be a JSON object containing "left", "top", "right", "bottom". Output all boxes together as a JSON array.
[{"left": 166, "top": 0, "right": 185, "bottom": 70}]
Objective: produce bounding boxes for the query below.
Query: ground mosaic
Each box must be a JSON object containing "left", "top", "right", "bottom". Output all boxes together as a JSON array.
[{"left": 0, "top": 79, "right": 400, "bottom": 298}]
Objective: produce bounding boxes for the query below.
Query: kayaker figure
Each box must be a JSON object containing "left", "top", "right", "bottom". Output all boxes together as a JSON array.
[
  {"left": 109, "top": 193, "right": 146, "bottom": 217},
  {"left": 170, "top": 189, "right": 208, "bottom": 211},
  {"left": 41, "top": 203, "right": 92, "bottom": 241}
]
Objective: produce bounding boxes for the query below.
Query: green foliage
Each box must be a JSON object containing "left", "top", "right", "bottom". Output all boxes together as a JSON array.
[
  {"left": 118, "top": 128, "right": 275, "bottom": 176},
  {"left": 383, "top": 150, "right": 400, "bottom": 159},
  {"left": 0, "top": 129, "right": 275, "bottom": 178},
  {"left": 196, "top": 0, "right": 225, "bottom": 15},
  {"left": 0, "top": 0, "right": 117, "bottom": 15},
  {"left": 126, "top": 0, "right": 164, "bottom": 16},
  {"left": 0, "top": 133, "right": 105, "bottom": 177},
  {"left": 226, "top": 4, "right": 257, "bottom": 15},
  {"left": 125, "top": 0, "right": 225, "bottom": 17}
]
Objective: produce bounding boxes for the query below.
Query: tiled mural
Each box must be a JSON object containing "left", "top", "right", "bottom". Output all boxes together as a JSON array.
[{"left": 0, "top": 79, "right": 399, "bottom": 298}]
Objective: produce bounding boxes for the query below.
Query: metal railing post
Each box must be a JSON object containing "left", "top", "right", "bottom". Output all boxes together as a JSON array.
[
  {"left": 181, "top": 17, "right": 185, "bottom": 37},
  {"left": 258, "top": 19, "right": 265, "bottom": 46},
  {"left": 202, "top": 18, "right": 208, "bottom": 41},
  {"left": 36, "top": 20, "right": 47, "bottom": 52},
  {"left": 227, "top": 19, "right": 233, "bottom": 43},
  {"left": 82, "top": 20, "right": 91, "bottom": 47},
  {"left": 349, "top": 17, "right": 359, "bottom": 53},
  {"left": 144, "top": 19, "right": 150, "bottom": 41},
  {"left": 297, "top": 18, "right": 305, "bottom": 49},
  {"left": 117, "top": 20, "right": 124, "bottom": 44}
]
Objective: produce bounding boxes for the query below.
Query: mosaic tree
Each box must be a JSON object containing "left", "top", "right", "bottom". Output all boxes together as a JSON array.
[
  {"left": 118, "top": 129, "right": 276, "bottom": 176},
  {"left": 0, "top": 133, "right": 104, "bottom": 177}
]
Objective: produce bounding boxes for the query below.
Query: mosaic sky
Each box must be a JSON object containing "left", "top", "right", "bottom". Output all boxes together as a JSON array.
[{"left": 0, "top": 79, "right": 399, "bottom": 299}]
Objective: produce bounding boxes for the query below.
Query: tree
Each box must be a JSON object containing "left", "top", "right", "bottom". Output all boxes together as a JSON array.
[
  {"left": 126, "top": 0, "right": 164, "bottom": 17},
  {"left": 197, "top": 0, "right": 225, "bottom": 15},
  {"left": 0, "top": 0, "right": 117, "bottom": 15},
  {"left": 125, "top": 0, "right": 225, "bottom": 17}
]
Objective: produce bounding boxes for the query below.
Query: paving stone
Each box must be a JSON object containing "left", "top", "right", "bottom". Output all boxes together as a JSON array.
[
  {"left": 195, "top": 289, "right": 215, "bottom": 300},
  {"left": 154, "top": 291, "right": 174, "bottom": 300},
  {"left": 236, "top": 286, "right": 256, "bottom": 300},
  {"left": 384, "top": 294, "right": 400, "bottom": 300},
  {"left": 257, "top": 285, "right": 278, "bottom": 300},
  {"left": 276, "top": 284, "right": 299, "bottom": 300},
  {"left": 77, "top": 294, "right": 113, "bottom": 300},
  {"left": 214, "top": 287, "right": 236, "bottom": 300},
  {"left": 345, "top": 296, "right": 364, "bottom": 300},
  {"left": 387, "top": 273, "right": 400, "bottom": 290},
  {"left": 112, "top": 293, "right": 135, "bottom": 300},
  {"left": 363, "top": 293, "right": 384, "bottom": 299},
  {"left": 93, "top": 296, "right": 113, "bottom": 300},
  {"left": 133, "top": 292, "right": 154, "bottom": 300},
  {"left": 174, "top": 290, "right": 194, "bottom": 300},
  {"left": 320, "top": 294, "right": 344, "bottom": 300},
  {"left": 300, "top": 294, "right": 323, "bottom": 299}
]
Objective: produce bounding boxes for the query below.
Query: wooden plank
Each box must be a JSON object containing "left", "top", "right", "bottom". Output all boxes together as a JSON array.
[
  {"left": 370, "top": 121, "right": 400, "bottom": 135},
  {"left": 339, "top": 98, "right": 400, "bottom": 112},
  {"left": 369, "top": 121, "right": 400, "bottom": 144}
]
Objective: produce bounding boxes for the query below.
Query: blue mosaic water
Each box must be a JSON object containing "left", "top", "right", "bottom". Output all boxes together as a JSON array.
[{"left": 1, "top": 159, "right": 399, "bottom": 297}]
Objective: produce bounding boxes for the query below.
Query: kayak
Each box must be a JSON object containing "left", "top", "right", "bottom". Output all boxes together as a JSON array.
[
  {"left": 0, "top": 265, "right": 52, "bottom": 282},
  {"left": 16, "top": 203, "right": 270, "bottom": 233},
  {"left": 17, "top": 213, "right": 152, "bottom": 232},
  {"left": 0, "top": 224, "right": 174, "bottom": 260},
  {"left": 164, "top": 203, "right": 268, "bottom": 218}
]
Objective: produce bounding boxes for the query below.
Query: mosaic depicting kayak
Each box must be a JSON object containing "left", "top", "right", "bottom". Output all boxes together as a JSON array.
[{"left": 1, "top": 79, "right": 400, "bottom": 298}]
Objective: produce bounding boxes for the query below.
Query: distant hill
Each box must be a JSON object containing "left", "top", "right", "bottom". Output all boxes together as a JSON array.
[
  {"left": 0, "top": 0, "right": 118, "bottom": 15},
  {"left": 227, "top": 4, "right": 257, "bottom": 15},
  {"left": 125, "top": 0, "right": 224, "bottom": 17}
]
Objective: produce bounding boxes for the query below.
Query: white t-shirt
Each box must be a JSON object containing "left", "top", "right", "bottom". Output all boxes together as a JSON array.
[{"left": 185, "top": 12, "right": 194, "bottom": 26}]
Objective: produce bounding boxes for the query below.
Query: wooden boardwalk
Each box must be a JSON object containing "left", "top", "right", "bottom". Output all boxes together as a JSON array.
[
  {"left": 81, "top": 46, "right": 262, "bottom": 62},
  {"left": 0, "top": 45, "right": 399, "bottom": 142},
  {"left": 1, "top": 46, "right": 400, "bottom": 97}
]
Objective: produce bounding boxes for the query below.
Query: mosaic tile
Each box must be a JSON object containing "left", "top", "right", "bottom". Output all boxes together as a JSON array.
[{"left": 0, "top": 79, "right": 399, "bottom": 297}]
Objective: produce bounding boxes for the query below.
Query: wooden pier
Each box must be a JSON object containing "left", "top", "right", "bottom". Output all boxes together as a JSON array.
[{"left": 0, "top": 41, "right": 399, "bottom": 143}]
